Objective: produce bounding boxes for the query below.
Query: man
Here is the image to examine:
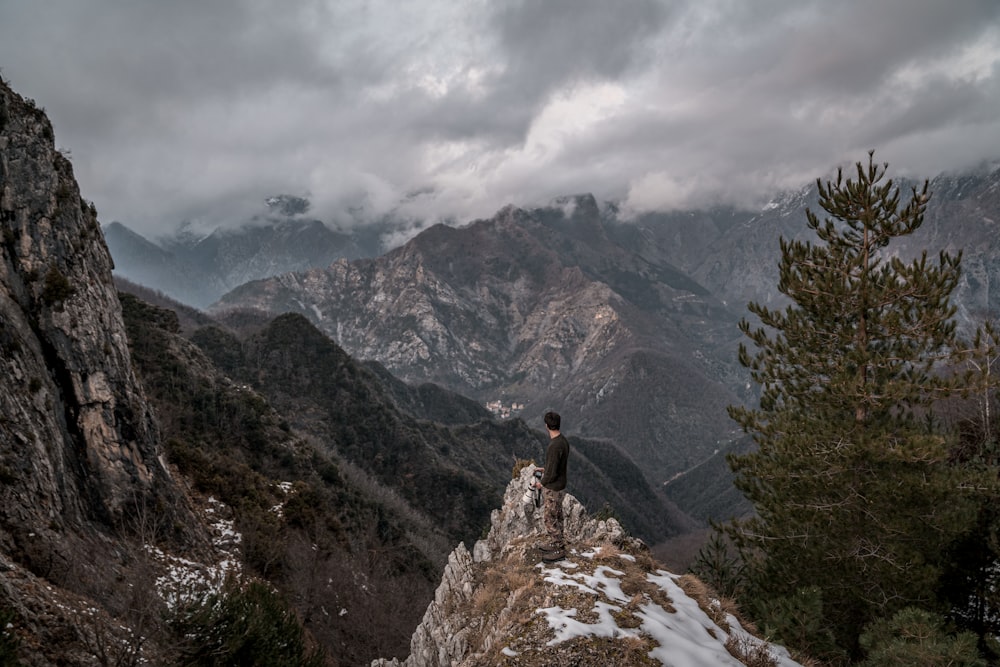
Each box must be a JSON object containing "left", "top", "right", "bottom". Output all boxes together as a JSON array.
[{"left": 536, "top": 410, "right": 570, "bottom": 563}]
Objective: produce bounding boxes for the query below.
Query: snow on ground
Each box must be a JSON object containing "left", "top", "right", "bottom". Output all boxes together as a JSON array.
[
  {"left": 530, "top": 547, "right": 803, "bottom": 667},
  {"left": 145, "top": 496, "right": 244, "bottom": 610},
  {"left": 270, "top": 480, "right": 295, "bottom": 517}
]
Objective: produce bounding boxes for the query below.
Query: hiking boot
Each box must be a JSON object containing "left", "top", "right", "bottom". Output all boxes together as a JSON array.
[{"left": 537, "top": 542, "right": 563, "bottom": 553}]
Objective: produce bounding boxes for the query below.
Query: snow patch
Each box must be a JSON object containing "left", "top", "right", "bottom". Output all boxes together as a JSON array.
[
  {"left": 533, "top": 560, "right": 804, "bottom": 666},
  {"left": 147, "top": 496, "right": 244, "bottom": 610}
]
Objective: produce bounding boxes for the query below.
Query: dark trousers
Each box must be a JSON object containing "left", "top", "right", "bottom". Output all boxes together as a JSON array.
[{"left": 543, "top": 488, "right": 565, "bottom": 548}]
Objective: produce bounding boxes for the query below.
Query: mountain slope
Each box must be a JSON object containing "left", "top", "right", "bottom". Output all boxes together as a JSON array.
[
  {"left": 119, "top": 293, "right": 450, "bottom": 664},
  {"left": 618, "top": 166, "right": 1000, "bottom": 325},
  {"left": 193, "top": 311, "right": 694, "bottom": 545},
  {"left": 0, "top": 73, "right": 478, "bottom": 666},
  {"left": 0, "top": 75, "right": 223, "bottom": 666}
]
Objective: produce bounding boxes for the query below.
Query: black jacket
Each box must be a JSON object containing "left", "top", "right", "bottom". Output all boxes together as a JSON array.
[{"left": 541, "top": 434, "right": 569, "bottom": 491}]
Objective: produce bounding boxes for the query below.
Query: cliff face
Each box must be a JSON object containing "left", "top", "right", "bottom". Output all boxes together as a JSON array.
[
  {"left": 373, "top": 466, "right": 806, "bottom": 667},
  {"left": 0, "top": 78, "right": 197, "bottom": 637},
  {"left": 0, "top": 77, "right": 177, "bottom": 543}
]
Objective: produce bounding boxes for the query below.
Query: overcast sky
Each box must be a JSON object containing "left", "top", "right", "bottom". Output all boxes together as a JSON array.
[{"left": 1, "top": 0, "right": 999, "bottom": 238}]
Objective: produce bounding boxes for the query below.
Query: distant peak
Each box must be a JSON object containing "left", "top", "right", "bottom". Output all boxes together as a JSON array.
[
  {"left": 547, "top": 193, "right": 599, "bottom": 218},
  {"left": 265, "top": 194, "right": 311, "bottom": 216}
]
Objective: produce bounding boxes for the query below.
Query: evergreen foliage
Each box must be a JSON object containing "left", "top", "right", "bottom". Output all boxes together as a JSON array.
[
  {"left": 759, "top": 587, "right": 844, "bottom": 665},
  {"left": 170, "top": 580, "right": 325, "bottom": 667},
  {"left": 688, "top": 530, "right": 743, "bottom": 600},
  {"left": 726, "top": 153, "right": 988, "bottom": 659},
  {"left": 858, "top": 607, "right": 985, "bottom": 667},
  {"left": 936, "top": 324, "right": 1000, "bottom": 659},
  {"left": 40, "top": 263, "right": 74, "bottom": 305}
]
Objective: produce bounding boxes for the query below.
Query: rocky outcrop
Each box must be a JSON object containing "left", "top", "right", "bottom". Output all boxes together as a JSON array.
[
  {"left": 372, "top": 464, "right": 642, "bottom": 667},
  {"left": 472, "top": 464, "right": 638, "bottom": 566},
  {"left": 373, "top": 465, "right": 806, "bottom": 666}
]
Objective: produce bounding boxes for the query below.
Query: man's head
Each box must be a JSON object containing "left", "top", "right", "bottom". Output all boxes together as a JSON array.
[{"left": 544, "top": 411, "right": 561, "bottom": 432}]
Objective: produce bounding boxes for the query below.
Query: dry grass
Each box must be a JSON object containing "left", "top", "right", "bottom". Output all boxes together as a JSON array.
[
  {"left": 591, "top": 540, "right": 623, "bottom": 561},
  {"left": 511, "top": 458, "right": 536, "bottom": 479},
  {"left": 674, "top": 572, "right": 755, "bottom": 636},
  {"left": 473, "top": 634, "right": 662, "bottom": 667},
  {"left": 610, "top": 593, "right": 646, "bottom": 629},
  {"left": 592, "top": 540, "right": 658, "bottom": 572},
  {"left": 470, "top": 559, "right": 536, "bottom": 620},
  {"left": 461, "top": 535, "right": 807, "bottom": 667},
  {"left": 582, "top": 542, "right": 677, "bottom": 618},
  {"left": 618, "top": 568, "right": 675, "bottom": 616}
]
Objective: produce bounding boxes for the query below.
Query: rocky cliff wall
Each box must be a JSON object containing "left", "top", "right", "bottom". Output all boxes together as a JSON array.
[{"left": 0, "top": 78, "right": 190, "bottom": 587}]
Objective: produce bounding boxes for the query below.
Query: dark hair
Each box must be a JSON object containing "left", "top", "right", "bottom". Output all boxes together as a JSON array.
[{"left": 544, "top": 411, "right": 561, "bottom": 431}]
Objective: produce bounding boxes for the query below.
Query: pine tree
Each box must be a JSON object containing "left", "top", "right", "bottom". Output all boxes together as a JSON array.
[{"left": 726, "top": 152, "right": 981, "bottom": 659}]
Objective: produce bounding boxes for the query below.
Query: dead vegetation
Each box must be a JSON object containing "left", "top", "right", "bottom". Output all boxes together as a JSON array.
[{"left": 725, "top": 634, "right": 779, "bottom": 667}]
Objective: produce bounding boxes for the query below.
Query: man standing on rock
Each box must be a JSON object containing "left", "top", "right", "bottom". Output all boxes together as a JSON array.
[{"left": 536, "top": 411, "right": 570, "bottom": 562}]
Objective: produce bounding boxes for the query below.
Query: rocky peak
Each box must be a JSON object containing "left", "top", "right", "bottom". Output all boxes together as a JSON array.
[
  {"left": 265, "top": 193, "right": 310, "bottom": 216},
  {"left": 373, "top": 465, "right": 806, "bottom": 666}
]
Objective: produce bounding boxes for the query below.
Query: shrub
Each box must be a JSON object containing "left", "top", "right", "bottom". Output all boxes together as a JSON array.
[
  {"left": 725, "top": 634, "right": 777, "bottom": 667},
  {"left": 690, "top": 529, "right": 744, "bottom": 599},
  {"left": 512, "top": 457, "right": 535, "bottom": 479},
  {"left": 757, "top": 587, "right": 844, "bottom": 665},
  {"left": 40, "top": 264, "right": 75, "bottom": 305},
  {"left": 0, "top": 465, "right": 15, "bottom": 485}
]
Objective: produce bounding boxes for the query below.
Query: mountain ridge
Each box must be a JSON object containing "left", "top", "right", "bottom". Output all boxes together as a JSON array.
[{"left": 104, "top": 211, "right": 387, "bottom": 308}]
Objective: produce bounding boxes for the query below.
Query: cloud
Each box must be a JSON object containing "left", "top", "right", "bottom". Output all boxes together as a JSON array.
[{"left": 0, "top": 0, "right": 998, "bottom": 238}]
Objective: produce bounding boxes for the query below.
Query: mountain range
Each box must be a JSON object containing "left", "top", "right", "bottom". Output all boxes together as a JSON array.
[
  {"left": 192, "top": 166, "right": 999, "bottom": 524},
  {"left": 207, "top": 197, "right": 747, "bottom": 520},
  {"left": 102, "top": 218, "right": 360, "bottom": 310}
]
